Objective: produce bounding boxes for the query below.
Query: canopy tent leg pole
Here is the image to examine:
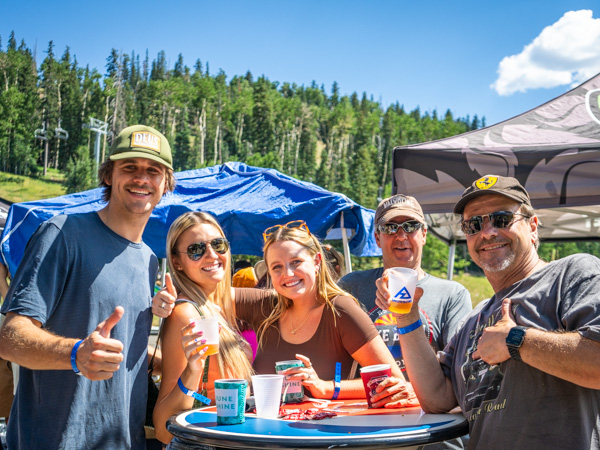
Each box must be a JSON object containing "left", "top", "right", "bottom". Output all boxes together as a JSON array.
[
  {"left": 340, "top": 212, "right": 353, "bottom": 274},
  {"left": 447, "top": 240, "right": 456, "bottom": 280}
]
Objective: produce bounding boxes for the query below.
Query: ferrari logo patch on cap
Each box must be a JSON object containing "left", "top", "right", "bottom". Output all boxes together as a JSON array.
[
  {"left": 131, "top": 131, "right": 161, "bottom": 153},
  {"left": 475, "top": 176, "right": 498, "bottom": 190}
]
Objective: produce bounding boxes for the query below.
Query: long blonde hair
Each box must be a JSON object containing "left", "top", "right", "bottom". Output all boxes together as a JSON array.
[
  {"left": 257, "top": 224, "right": 356, "bottom": 348},
  {"left": 166, "top": 211, "right": 254, "bottom": 382}
]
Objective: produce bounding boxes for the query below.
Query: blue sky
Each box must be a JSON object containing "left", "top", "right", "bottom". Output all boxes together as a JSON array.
[{"left": 2, "top": 1, "right": 600, "bottom": 126}]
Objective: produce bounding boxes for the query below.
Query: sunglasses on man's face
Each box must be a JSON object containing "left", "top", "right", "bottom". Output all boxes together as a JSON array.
[
  {"left": 378, "top": 221, "right": 424, "bottom": 235},
  {"left": 460, "top": 211, "right": 530, "bottom": 236},
  {"left": 175, "top": 237, "right": 230, "bottom": 261}
]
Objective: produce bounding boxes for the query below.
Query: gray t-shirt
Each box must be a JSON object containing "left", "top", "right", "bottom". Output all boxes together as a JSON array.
[
  {"left": 439, "top": 254, "right": 600, "bottom": 449},
  {"left": 340, "top": 268, "right": 472, "bottom": 450},
  {"left": 1, "top": 212, "right": 156, "bottom": 449},
  {"left": 340, "top": 268, "right": 472, "bottom": 376}
]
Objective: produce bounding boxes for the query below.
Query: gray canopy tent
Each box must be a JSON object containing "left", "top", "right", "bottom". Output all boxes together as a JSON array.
[{"left": 393, "top": 72, "right": 600, "bottom": 278}]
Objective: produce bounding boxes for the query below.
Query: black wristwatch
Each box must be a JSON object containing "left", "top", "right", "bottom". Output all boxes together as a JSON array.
[{"left": 506, "top": 326, "right": 527, "bottom": 361}]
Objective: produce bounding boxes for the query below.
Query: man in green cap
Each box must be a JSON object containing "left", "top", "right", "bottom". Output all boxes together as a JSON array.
[{"left": 0, "top": 125, "right": 175, "bottom": 449}]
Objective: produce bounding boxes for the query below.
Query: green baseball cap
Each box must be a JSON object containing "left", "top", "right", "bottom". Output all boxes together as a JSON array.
[{"left": 109, "top": 125, "right": 173, "bottom": 170}]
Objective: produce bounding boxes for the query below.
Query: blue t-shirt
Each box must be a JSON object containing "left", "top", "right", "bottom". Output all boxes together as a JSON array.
[{"left": 1, "top": 212, "right": 156, "bottom": 449}]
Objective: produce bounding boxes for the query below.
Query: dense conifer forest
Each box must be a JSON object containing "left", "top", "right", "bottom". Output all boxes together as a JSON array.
[
  {"left": 3, "top": 32, "right": 596, "bottom": 273},
  {"left": 0, "top": 32, "right": 484, "bottom": 204}
]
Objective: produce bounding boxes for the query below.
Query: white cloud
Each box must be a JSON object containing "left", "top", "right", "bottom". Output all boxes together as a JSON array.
[{"left": 491, "top": 10, "right": 600, "bottom": 96}]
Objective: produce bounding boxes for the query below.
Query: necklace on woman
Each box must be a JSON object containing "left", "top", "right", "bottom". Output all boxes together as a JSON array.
[{"left": 290, "top": 310, "right": 313, "bottom": 335}]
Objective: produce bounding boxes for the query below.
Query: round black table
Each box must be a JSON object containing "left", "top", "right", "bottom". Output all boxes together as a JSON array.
[{"left": 166, "top": 401, "right": 468, "bottom": 449}]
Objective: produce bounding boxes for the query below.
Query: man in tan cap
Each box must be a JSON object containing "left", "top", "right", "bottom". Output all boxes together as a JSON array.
[
  {"left": 340, "top": 194, "right": 472, "bottom": 449},
  {"left": 0, "top": 125, "right": 175, "bottom": 449},
  {"left": 377, "top": 175, "right": 600, "bottom": 449},
  {"left": 339, "top": 194, "right": 472, "bottom": 390}
]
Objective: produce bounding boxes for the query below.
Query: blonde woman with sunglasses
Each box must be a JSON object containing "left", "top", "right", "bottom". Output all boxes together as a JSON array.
[
  {"left": 152, "top": 212, "right": 270, "bottom": 444},
  {"left": 154, "top": 219, "right": 412, "bottom": 409},
  {"left": 234, "top": 221, "right": 411, "bottom": 405}
]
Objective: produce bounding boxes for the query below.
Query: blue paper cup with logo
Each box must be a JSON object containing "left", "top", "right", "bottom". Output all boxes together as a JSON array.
[
  {"left": 214, "top": 379, "right": 248, "bottom": 425},
  {"left": 275, "top": 360, "right": 305, "bottom": 403}
]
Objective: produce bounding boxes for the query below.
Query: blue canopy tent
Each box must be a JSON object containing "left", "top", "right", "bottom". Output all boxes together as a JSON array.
[{"left": 1, "top": 162, "right": 380, "bottom": 276}]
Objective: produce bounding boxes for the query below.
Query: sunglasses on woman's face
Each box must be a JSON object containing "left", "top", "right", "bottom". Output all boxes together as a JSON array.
[
  {"left": 460, "top": 211, "right": 530, "bottom": 236},
  {"left": 262, "top": 220, "right": 310, "bottom": 242},
  {"left": 174, "top": 237, "right": 230, "bottom": 261}
]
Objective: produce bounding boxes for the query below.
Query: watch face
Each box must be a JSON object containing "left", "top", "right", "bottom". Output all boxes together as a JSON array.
[{"left": 506, "top": 326, "right": 526, "bottom": 347}]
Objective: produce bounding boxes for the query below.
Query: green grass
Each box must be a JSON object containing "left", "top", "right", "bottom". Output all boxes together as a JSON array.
[
  {"left": 452, "top": 272, "right": 495, "bottom": 308},
  {"left": 0, "top": 169, "right": 67, "bottom": 203}
]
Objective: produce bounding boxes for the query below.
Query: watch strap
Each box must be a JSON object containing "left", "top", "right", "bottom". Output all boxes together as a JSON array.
[{"left": 507, "top": 345, "right": 522, "bottom": 361}]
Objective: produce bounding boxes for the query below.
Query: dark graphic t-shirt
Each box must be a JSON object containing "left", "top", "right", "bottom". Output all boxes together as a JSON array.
[{"left": 440, "top": 254, "right": 600, "bottom": 449}]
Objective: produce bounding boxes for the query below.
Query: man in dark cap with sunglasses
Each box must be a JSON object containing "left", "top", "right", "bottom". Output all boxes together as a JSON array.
[
  {"left": 378, "top": 175, "right": 600, "bottom": 449},
  {"left": 0, "top": 125, "right": 175, "bottom": 449},
  {"left": 340, "top": 195, "right": 471, "bottom": 416}
]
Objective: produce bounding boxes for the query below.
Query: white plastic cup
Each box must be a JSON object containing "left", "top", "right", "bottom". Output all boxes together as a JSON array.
[
  {"left": 388, "top": 268, "right": 418, "bottom": 314},
  {"left": 189, "top": 316, "right": 220, "bottom": 355},
  {"left": 251, "top": 374, "right": 284, "bottom": 418}
]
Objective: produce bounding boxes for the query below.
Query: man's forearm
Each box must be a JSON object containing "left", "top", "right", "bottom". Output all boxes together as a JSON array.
[
  {"left": 399, "top": 328, "right": 458, "bottom": 413},
  {"left": 521, "top": 329, "right": 600, "bottom": 389},
  {"left": 0, "top": 313, "right": 75, "bottom": 370}
]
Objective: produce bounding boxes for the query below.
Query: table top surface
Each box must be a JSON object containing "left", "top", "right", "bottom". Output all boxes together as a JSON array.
[{"left": 167, "top": 399, "right": 468, "bottom": 449}]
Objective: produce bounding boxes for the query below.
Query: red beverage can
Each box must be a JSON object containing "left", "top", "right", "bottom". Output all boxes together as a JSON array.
[{"left": 360, "top": 364, "right": 392, "bottom": 408}]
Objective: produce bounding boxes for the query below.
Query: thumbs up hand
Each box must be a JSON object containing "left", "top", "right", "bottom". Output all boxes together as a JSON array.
[
  {"left": 472, "top": 298, "right": 517, "bottom": 365},
  {"left": 75, "top": 306, "right": 125, "bottom": 380},
  {"left": 152, "top": 272, "right": 177, "bottom": 318}
]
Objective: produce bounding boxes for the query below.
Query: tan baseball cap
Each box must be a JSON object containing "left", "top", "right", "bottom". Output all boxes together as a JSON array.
[
  {"left": 375, "top": 194, "right": 425, "bottom": 227},
  {"left": 109, "top": 125, "right": 173, "bottom": 169},
  {"left": 453, "top": 175, "right": 532, "bottom": 214}
]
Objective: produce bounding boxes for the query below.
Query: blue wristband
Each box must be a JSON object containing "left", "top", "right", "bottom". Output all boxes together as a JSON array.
[
  {"left": 397, "top": 319, "right": 423, "bottom": 335},
  {"left": 332, "top": 362, "right": 341, "bottom": 400},
  {"left": 177, "top": 378, "right": 211, "bottom": 405},
  {"left": 71, "top": 340, "right": 84, "bottom": 375}
]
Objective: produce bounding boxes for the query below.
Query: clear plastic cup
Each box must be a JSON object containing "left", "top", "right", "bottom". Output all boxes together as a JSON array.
[
  {"left": 251, "top": 374, "right": 284, "bottom": 418},
  {"left": 388, "top": 268, "right": 418, "bottom": 314},
  {"left": 189, "top": 316, "right": 220, "bottom": 355}
]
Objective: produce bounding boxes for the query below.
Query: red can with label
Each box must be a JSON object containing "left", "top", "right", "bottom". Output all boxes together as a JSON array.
[{"left": 360, "top": 364, "right": 392, "bottom": 408}]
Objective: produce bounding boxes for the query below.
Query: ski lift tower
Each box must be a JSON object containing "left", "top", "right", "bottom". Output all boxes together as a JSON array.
[
  {"left": 34, "top": 121, "right": 49, "bottom": 176},
  {"left": 82, "top": 118, "right": 109, "bottom": 179}
]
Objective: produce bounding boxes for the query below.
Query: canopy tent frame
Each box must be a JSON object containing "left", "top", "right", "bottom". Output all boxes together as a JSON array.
[{"left": 392, "top": 73, "right": 600, "bottom": 279}]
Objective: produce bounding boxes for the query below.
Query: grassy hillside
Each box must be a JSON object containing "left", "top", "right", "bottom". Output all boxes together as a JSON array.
[
  {"left": 452, "top": 272, "right": 494, "bottom": 308},
  {"left": 0, "top": 170, "right": 67, "bottom": 203}
]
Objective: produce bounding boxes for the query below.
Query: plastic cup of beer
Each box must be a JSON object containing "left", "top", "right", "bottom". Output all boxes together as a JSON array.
[
  {"left": 251, "top": 374, "right": 284, "bottom": 418},
  {"left": 189, "top": 316, "right": 220, "bottom": 355},
  {"left": 360, "top": 364, "right": 392, "bottom": 408},
  {"left": 215, "top": 379, "right": 248, "bottom": 425},
  {"left": 388, "top": 267, "right": 418, "bottom": 314}
]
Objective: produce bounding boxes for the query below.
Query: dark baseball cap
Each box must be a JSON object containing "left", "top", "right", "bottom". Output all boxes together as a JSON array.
[
  {"left": 375, "top": 194, "right": 425, "bottom": 226},
  {"left": 109, "top": 125, "right": 173, "bottom": 170},
  {"left": 453, "top": 175, "right": 532, "bottom": 214}
]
